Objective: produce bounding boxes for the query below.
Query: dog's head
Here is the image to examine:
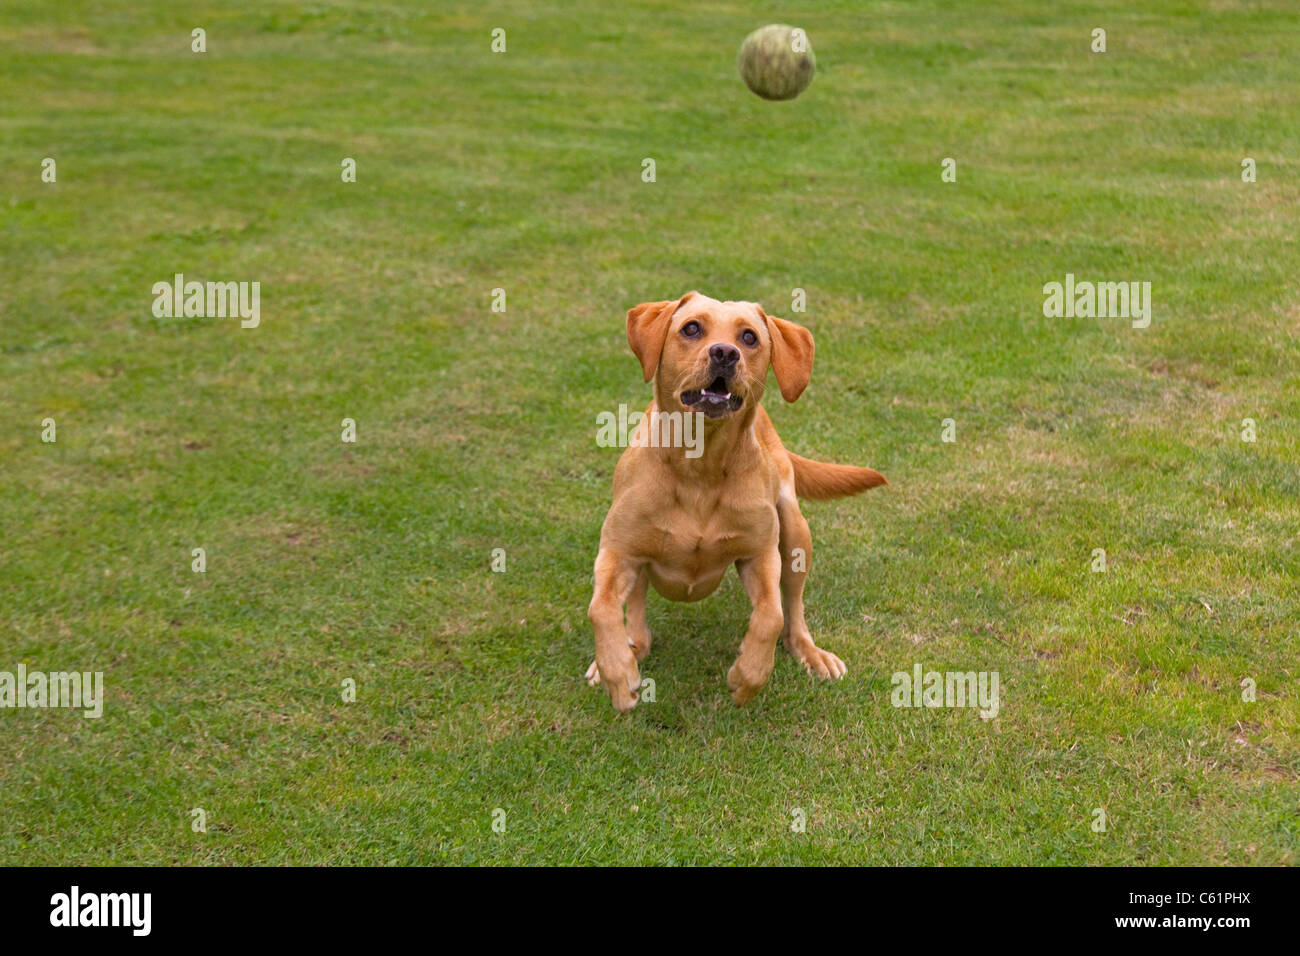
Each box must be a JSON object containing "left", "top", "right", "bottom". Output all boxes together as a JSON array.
[{"left": 626, "top": 292, "right": 814, "bottom": 419}]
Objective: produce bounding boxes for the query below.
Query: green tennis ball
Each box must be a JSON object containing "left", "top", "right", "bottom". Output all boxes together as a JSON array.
[{"left": 738, "top": 24, "right": 816, "bottom": 101}]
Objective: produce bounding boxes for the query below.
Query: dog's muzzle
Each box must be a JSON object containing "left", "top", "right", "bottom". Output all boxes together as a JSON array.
[{"left": 681, "top": 373, "right": 744, "bottom": 418}]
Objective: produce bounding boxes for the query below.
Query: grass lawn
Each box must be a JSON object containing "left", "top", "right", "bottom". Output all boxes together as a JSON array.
[{"left": 1, "top": 0, "right": 1297, "bottom": 865}]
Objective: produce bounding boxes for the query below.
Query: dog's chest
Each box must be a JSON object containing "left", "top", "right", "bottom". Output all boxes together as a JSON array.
[{"left": 650, "top": 485, "right": 776, "bottom": 570}]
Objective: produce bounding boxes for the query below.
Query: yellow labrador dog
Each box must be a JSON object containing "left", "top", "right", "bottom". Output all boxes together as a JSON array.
[{"left": 587, "top": 292, "right": 887, "bottom": 712}]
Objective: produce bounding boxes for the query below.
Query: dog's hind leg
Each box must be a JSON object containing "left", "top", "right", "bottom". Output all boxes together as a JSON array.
[{"left": 777, "top": 491, "right": 848, "bottom": 681}]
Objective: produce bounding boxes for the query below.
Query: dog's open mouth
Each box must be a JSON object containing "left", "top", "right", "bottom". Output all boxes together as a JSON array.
[{"left": 681, "top": 376, "right": 744, "bottom": 418}]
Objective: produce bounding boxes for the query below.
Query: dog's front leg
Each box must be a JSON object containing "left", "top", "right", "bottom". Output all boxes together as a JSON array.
[
  {"left": 587, "top": 548, "right": 645, "bottom": 713},
  {"left": 727, "top": 547, "right": 785, "bottom": 706}
]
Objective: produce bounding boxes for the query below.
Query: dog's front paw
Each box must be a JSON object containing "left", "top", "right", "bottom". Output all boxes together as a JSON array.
[
  {"left": 792, "top": 642, "right": 848, "bottom": 681},
  {"left": 726, "top": 657, "right": 772, "bottom": 707},
  {"left": 590, "top": 655, "right": 641, "bottom": 713}
]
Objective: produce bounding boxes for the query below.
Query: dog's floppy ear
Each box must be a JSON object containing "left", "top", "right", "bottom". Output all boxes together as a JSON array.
[
  {"left": 759, "top": 307, "right": 815, "bottom": 402},
  {"left": 626, "top": 292, "right": 696, "bottom": 382}
]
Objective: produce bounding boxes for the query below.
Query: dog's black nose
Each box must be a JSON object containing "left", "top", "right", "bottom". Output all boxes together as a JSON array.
[{"left": 709, "top": 344, "right": 740, "bottom": 368}]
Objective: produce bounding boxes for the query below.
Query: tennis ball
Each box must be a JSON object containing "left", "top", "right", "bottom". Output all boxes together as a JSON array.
[{"left": 737, "top": 24, "right": 815, "bottom": 101}]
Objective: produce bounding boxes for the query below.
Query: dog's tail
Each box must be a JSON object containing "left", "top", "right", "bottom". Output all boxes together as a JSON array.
[{"left": 789, "top": 452, "right": 888, "bottom": 501}]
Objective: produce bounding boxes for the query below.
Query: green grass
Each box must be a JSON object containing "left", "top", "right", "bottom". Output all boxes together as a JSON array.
[{"left": 1, "top": 0, "right": 1297, "bottom": 865}]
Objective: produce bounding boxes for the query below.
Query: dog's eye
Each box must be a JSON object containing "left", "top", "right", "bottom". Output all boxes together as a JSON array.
[
  {"left": 740, "top": 329, "right": 758, "bottom": 347},
  {"left": 681, "top": 321, "right": 702, "bottom": 337}
]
